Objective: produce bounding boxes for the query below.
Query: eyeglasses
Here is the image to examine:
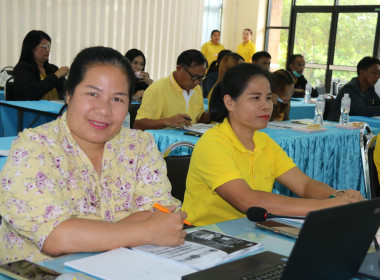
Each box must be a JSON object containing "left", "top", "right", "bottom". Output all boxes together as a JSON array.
[
  {"left": 183, "top": 66, "right": 206, "bottom": 82},
  {"left": 40, "top": 44, "right": 51, "bottom": 50}
]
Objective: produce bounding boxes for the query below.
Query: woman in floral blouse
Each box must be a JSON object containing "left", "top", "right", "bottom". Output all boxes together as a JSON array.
[{"left": 0, "top": 46, "right": 187, "bottom": 263}]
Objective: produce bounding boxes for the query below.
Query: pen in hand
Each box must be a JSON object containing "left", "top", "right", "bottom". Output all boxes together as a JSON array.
[{"left": 153, "top": 203, "right": 191, "bottom": 226}]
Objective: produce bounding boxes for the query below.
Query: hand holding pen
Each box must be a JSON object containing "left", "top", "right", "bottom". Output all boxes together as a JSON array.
[{"left": 153, "top": 203, "right": 191, "bottom": 226}]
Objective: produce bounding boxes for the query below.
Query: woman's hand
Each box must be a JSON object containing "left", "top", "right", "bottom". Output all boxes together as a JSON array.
[
  {"left": 138, "top": 71, "right": 153, "bottom": 85},
  {"left": 144, "top": 210, "right": 188, "bottom": 246},
  {"left": 271, "top": 93, "right": 279, "bottom": 104}
]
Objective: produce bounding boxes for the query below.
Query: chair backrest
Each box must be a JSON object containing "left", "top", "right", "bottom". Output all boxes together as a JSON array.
[
  {"left": 4, "top": 76, "right": 16, "bottom": 101},
  {"left": 323, "top": 97, "right": 334, "bottom": 120},
  {"left": 360, "top": 124, "right": 377, "bottom": 198},
  {"left": 366, "top": 135, "right": 380, "bottom": 198},
  {"left": 129, "top": 103, "right": 141, "bottom": 128},
  {"left": 163, "top": 141, "right": 195, "bottom": 202}
]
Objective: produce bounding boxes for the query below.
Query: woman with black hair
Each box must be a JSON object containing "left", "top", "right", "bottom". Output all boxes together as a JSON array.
[
  {"left": 0, "top": 46, "right": 186, "bottom": 263},
  {"left": 270, "top": 69, "right": 294, "bottom": 121},
  {"left": 125, "top": 48, "right": 153, "bottom": 101},
  {"left": 182, "top": 63, "right": 363, "bottom": 226},
  {"left": 13, "top": 30, "right": 69, "bottom": 100}
]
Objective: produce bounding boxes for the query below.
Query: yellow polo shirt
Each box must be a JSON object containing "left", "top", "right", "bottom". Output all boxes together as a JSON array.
[
  {"left": 135, "top": 72, "right": 205, "bottom": 125},
  {"left": 237, "top": 41, "right": 257, "bottom": 63},
  {"left": 182, "top": 118, "right": 296, "bottom": 226},
  {"left": 201, "top": 41, "right": 225, "bottom": 67},
  {"left": 374, "top": 134, "right": 380, "bottom": 182}
]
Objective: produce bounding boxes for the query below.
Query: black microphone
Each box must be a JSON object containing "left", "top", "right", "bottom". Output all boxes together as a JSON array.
[{"left": 247, "top": 207, "right": 305, "bottom": 222}]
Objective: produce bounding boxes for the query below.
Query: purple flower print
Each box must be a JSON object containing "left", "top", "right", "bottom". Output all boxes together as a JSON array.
[
  {"left": 1, "top": 177, "right": 11, "bottom": 191},
  {"left": 43, "top": 205, "right": 55, "bottom": 219},
  {"left": 105, "top": 210, "right": 114, "bottom": 221},
  {"left": 129, "top": 144, "right": 135, "bottom": 151}
]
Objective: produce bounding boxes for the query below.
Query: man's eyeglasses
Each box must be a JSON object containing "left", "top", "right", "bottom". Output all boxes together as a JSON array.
[
  {"left": 40, "top": 45, "right": 51, "bottom": 50},
  {"left": 183, "top": 66, "right": 206, "bottom": 82}
]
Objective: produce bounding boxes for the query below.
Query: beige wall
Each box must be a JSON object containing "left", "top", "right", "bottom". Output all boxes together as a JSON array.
[
  {"left": 0, "top": 0, "right": 204, "bottom": 80},
  {"left": 221, "top": 0, "right": 268, "bottom": 52}
]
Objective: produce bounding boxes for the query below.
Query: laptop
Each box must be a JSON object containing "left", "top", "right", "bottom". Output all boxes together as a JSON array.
[{"left": 182, "top": 198, "right": 380, "bottom": 280}]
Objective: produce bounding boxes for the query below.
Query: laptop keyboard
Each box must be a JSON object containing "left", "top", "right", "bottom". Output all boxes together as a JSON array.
[{"left": 237, "top": 264, "right": 286, "bottom": 280}]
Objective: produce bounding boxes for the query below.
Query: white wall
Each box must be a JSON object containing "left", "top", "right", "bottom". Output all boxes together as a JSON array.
[{"left": 0, "top": 0, "right": 204, "bottom": 80}]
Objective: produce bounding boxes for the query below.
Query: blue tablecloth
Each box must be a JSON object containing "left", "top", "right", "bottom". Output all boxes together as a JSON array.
[
  {"left": 147, "top": 125, "right": 365, "bottom": 197},
  {"left": 350, "top": 116, "right": 380, "bottom": 129},
  {"left": 0, "top": 100, "right": 64, "bottom": 136},
  {"left": 289, "top": 98, "right": 315, "bottom": 119},
  {"left": 0, "top": 136, "right": 16, "bottom": 171}
]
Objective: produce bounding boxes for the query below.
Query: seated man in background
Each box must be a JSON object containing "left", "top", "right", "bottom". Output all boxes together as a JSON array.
[
  {"left": 134, "top": 49, "right": 210, "bottom": 130},
  {"left": 252, "top": 51, "right": 271, "bottom": 72},
  {"left": 327, "top": 56, "right": 380, "bottom": 122},
  {"left": 287, "top": 54, "right": 317, "bottom": 98}
]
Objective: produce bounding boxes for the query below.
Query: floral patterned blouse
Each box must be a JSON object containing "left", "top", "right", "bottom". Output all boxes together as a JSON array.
[{"left": 0, "top": 112, "right": 180, "bottom": 264}]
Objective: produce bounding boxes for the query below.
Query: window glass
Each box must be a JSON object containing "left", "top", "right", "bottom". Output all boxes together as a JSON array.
[
  {"left": 334, "top": 13, "right": 377, "bottom": 67},
  {"left": 330, "top": 70, "right": 356, "bottom": 95},
  {"left": 295, "top": 0, "right": 334, "bottom": 5},
  {"left": 293, "top": 13, "right": 332, "bottom": 65},
  {"left": 338, "top": 0, "right": 380, "bottom": 5},
  {"left": 268, "top": 0, "right": 292, "bottom": 27},
  {"left": 267, "top": 29, "right": 289, "bottom": 71},
  {"left": 202, "top": 0, "right": 223, "bottom": 45},
  {"left": 304, "top": 68, "right": 326, "bottom": 88}
]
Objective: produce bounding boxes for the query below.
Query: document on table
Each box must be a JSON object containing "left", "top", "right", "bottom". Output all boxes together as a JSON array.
[
  {"left": 0, "top": 150, "right": 8, "bottom": 156},
  {"left": 65, "top": 248, "right": 197, "bottom": 280}
]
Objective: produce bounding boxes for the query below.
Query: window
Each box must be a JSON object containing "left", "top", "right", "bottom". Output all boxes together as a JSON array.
[
  {"left": 202, "top": 0, "right": 223, "bottom": 45},
  {"left": 266, "top": 0, "right": 380, "bottom": 92}
]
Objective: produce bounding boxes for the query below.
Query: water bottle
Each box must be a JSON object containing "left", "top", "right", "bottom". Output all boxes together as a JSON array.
[
  {"left": 313, "top": 94, "right": 325, "bottom": 125},
  {"left": 339, "top": 93, "right": 351, "bottom": 125},
  {"left": 304, "top": 83, "right": 312, "bottom": 103},
  {"left": 122, "top": 113, "right": 131, "bottom": 128}
]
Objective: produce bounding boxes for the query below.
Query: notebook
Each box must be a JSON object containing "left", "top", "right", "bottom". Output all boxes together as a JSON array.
[{"left": 182, "top": 198, "right": 380, "bottom": 280}]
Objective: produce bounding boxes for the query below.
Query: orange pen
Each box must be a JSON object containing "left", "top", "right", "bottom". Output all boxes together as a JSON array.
[{"left": 153, "top": 202, "right": 191, "bottom": 226}]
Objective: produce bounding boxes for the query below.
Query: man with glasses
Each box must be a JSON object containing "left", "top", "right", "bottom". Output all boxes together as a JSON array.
[
  {"left": 134, "top": 49, "right": 210, "bottom": 130},
  {"left": 327, "top": 56, "right": 380, "bottom": 121}
]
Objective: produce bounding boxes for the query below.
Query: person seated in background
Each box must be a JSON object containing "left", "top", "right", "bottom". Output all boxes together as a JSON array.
[
  {"left": 0, "top": 46, "right": 186, "bottom": 264},
  {"left": 202, "top": 49, "right": 231, "bottom": 98},
  {"left": 133, "top": 49, "right": 210, "bottom": 130},
  {"left": 207, "top": 52, "right": 245, "bottom": 107},
  {"left": 270, "top": 69, "right": 295, "bottom": 121},
  {"left": 237, "top": 28, "right": 256, "bottom": 63},
  {"left": 13, "top": 30, "right": 69, "bottom": 100},
  {"left": 287, "top": 54, "right": 317, "bottom": 98},
  {"left": 201, "top": 30, "right": 225, "bottom": 69},
  {"left": 181, "top": 63, "right": 363, "bottom": 227},
  {"left": 125, "top": 48, "right": 153, "bottom": 102},
  {"left": 252, "top": 51, "right": 271, "bottom": 72},
  {"left": 327, "top": 56, "right": 380, "bottom": 122}
]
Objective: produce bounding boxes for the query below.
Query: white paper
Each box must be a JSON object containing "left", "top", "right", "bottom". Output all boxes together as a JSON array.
[
  {"left": 65, "top": 248, "right": 197, "bottom": 280},
  {"left": 184, "top": 123, "right": 215, "bottom": 134},
  {"left": 133, "top": 229, "right": 262, "bottom": 270},
  {"left": 0, "top": 150, "right": 8, "bottom": 156}
]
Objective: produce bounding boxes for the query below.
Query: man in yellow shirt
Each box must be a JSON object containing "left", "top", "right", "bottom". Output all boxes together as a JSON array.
[
  {"left": 134, "top": 49, "right": 210, "bottom": 130},
  {"left": 201, "top": 30, "right": 225, "bottom": 67},
  {"left": 237, "top": 28, "right": 256, "bottom": 63}
]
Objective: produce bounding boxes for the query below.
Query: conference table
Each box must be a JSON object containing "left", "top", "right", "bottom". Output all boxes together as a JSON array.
[
  {"left": 0, "top": 100, "right": 64, "bottom": 137},
  {"left": 289, "top": 97, "right": 315, "bottom": 119},
  {"left": 0, "top": 217, "right": 372, "bottom": 280},
  {"left": 350, "top": 116, "right": 380, "bottom": 129},
  {"left": 147, "top": 123, "right": 367, "bottom": 198}
]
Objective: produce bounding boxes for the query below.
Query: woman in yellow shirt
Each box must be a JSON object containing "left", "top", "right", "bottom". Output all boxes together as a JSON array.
[
  {"left": 0, "top": 47, "right": 186, "bottom": 264},
  {"left": 182, "top": 63, "right": 363, "bottom": 226},
  {"left": 236, "top": 28, "right": 256, "bottom": 63}
]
